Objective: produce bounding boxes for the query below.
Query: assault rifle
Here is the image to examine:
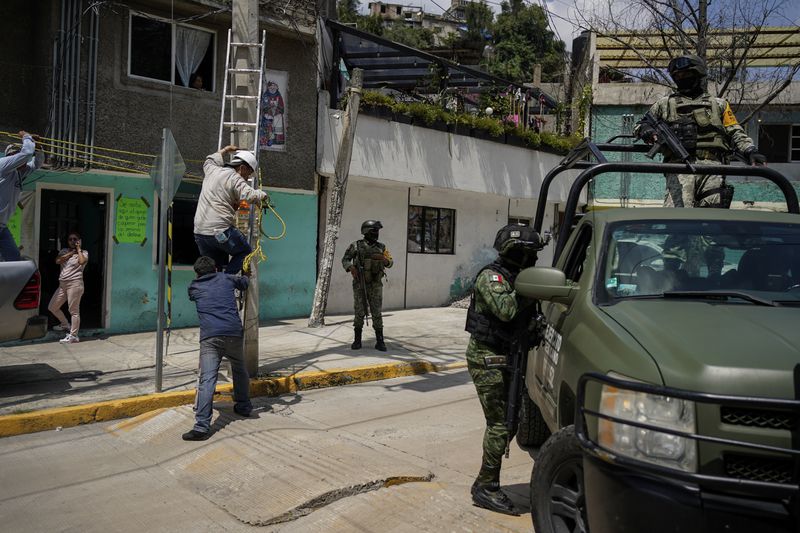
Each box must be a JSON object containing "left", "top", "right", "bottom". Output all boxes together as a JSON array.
[
  {"left": 639, "top": 112, "right": 696, "bottom": 173},
  {"left": 354, "top": 253, "right": 370, "bottom": 327},
  {"left": 504, "top": 301, "right": 544, "bottom": 457}
]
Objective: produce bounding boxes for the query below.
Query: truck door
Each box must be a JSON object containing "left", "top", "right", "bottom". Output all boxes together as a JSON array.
[{"left": 532, "top": 223, "right": 594, "bottom": 428}]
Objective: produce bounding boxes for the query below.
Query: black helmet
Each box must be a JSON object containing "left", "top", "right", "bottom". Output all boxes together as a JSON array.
[
  {"left": 361, "top": 220, "right": 383, "bottom": 234},
  {"left": 667, "top": 55, "right": 707, "bottom": 79},
  {"left": 667, "top": 55, "right": 706, "bottom": 97},
  {"left": 494, "top": 223, "right": 543, "bottom": 255}
]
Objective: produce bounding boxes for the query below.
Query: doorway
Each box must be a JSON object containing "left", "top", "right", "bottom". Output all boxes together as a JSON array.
[{"left": 38, "top": 189, "right": 108, "bottom": 330}]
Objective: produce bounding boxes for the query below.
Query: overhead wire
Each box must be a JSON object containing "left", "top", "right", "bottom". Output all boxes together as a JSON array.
[{"left": 0, "top": 130, "right": 203, "bottom": 180}]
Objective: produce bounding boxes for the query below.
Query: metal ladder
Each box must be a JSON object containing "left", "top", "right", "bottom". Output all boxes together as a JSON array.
[
  {"left": 218, "top": 28, "right": 267, "bottom": 153},
  {"left": 216, "top": 28, "right": 266, "bottom": 330}
]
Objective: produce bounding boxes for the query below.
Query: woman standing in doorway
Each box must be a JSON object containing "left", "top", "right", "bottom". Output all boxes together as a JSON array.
[{"left": 48, "top": 231, "right": 88, "bottom": 343}]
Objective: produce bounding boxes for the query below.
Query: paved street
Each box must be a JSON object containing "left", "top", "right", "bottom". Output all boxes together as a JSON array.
[
  {"left": 0, "top": 307, "right": 469, "bottom": 415},
  {"left": 0, "top": 369, "right": 535, "bottom": 532}
]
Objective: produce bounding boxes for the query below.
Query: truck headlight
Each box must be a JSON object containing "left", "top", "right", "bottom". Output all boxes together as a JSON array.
[{"left": 598, "top": 384, "right": 697, "bottom": 472}]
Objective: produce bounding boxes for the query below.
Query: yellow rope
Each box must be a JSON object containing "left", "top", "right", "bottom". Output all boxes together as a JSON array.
[
  {"left": 0, "top": 130, "right": 157, "bottom": 158},
  {"left": 264, "top": 203, "right": 287, "bottom": 240},
  {"left": 5, "top": 134, "right": 203, "bottom": 180},
  {"left": 242, "top": 206, "right": 267, "bottom": 275}
]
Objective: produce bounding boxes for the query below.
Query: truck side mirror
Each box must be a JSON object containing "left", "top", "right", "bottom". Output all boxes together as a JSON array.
[{"left": 515, "top": 267, "right": 577, "bottom": 304}]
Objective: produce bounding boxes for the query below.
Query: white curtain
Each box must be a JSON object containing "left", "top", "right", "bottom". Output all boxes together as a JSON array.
[{"left": 175, "top": 26, "right": 211, "bottom": 87}]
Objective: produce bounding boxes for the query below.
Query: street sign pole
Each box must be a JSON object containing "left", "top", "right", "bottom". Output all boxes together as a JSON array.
[{"left": 154, "top": 128, "right": 171, "bottom": 392}]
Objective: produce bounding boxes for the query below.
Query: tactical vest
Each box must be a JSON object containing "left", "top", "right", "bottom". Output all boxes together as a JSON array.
[
  {"left": 356, "top": 240, "right": 387, "bottom": 283},
  {"left": 465, "top": 261, "right": 517, "bottom": 352},
  {"left": 665, "top": 95, "right": 729, "bottom": 154}
]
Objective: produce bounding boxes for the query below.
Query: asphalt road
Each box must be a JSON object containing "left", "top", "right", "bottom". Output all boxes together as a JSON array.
[{"left": 0, "top": 369, "right": 536, "bottom": 532}]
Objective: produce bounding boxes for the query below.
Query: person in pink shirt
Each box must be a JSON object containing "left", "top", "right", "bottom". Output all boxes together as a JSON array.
[{"left": 48, "top": 231, "right": 88, "bottom": 343}]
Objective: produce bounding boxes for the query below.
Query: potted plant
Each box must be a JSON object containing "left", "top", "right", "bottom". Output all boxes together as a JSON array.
[
  {"left": 392, "top": 102, "right": 414, "bottom": 125},
  {"left": 360, "top": 91, "right": 394, "bottom": 120},
  {"left": 470, "top": 116, "right": 505, "bottom": 141}
]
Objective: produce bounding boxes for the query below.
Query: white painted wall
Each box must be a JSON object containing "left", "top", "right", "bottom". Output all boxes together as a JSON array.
[
  {"left": 317, "top": 98, "right": 578, "bottom": 203},
  {"left": 324, "top": 178, "right": 563, "bottom": 315},
  {"left": 318, "top": 97, "right": 575, "bottom": 314}
]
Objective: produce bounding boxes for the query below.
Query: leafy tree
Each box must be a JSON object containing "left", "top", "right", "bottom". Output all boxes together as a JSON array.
[
  {"left": 358, "top": 14, "right": 385, "bottom": 36},
  {"left": 464, "top": 1, "right": 493, "bottom": 45},
  {"left": 490, "top": 0, "right": 566, "bottom": 83},
  {"left": 383, "top": 23, "right": 435, "bottom": 48},
  {"left": 337, "top": 0, "right": 360, "bottom": 23},
  {"left": 572, "top": 0, "right": 799, "bottom": 123}
]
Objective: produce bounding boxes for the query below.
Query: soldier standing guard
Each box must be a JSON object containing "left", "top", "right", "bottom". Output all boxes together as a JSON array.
[
  {"left": 634, "top": 54, "right": 766, "bottom": 208},
  {"left": 342, "top": 220, "right": 393, "bottom": 352},
  {"left": 465, "top": 223, "right": 542, "bottom": 516}
]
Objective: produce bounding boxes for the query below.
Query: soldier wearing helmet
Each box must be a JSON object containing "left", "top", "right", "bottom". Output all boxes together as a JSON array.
[
  {"left": 634, "top": 54, "right": 766, "bottom": 208},
  {"left": 341, "top": 220, "right": 393, "bottom": 351},
  {"left": 464, "top": 223, "right": 543, "bottom": 516},
  {"left": 193, "top": 144, "right": 269, "bottom": 274}
]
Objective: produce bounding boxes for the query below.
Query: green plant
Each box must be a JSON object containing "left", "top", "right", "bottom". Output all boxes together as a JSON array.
[
  {"left": 406, "top": 102, "right": 439, "bottom": 124},
  {"left": 360, "top": 91, "right": 395, "bottom": 108},
  {"left": 507, "top": 126, "right": 541, "bottom": 147},
  {"left": 472, "top": 116, "right": 505, "bottom": 137}
]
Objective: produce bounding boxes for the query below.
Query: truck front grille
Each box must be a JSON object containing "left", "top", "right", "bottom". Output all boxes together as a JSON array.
[
  {"left": 724, "top": 454, "right": 793, "bottom": 485},
  {"left": 720, "top": 406, "right": 796, "bottom": 430}
]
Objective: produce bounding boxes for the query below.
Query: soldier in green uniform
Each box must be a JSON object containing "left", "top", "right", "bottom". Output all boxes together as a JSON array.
[
  {"left": 634, "top": 55, "right": 766, "bottom": 208},
  {"left": 342, "top": 220, "right": 393, "bottom": 352},
  {"left": 465, "top": 223, "right": 543, "bottom": 516}
]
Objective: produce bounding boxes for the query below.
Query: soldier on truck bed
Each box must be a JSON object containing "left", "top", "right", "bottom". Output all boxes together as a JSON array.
[{"left": 634, "top": 54, "right": 766, "bottom": 208}]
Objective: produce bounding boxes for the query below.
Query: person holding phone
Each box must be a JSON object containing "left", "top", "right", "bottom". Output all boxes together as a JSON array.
[{"left": 48, "top": 231, "right": 88, "bottom": 343}]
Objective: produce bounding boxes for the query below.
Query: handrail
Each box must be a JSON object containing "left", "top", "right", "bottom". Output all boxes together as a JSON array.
[{"left": 553, "top": 162, "right": 800, "bottom": 262}]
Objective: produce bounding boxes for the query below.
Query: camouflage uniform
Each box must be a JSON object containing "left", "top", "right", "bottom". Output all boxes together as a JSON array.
[
  {"left": 341, "top": 239, "right": 393, "bottom": 329},
  {"left": 466, "top": 268, "right": 519, "bottom": 482},
  {"left": 637, "top": 93, "right": 755, "bottom": 208}
]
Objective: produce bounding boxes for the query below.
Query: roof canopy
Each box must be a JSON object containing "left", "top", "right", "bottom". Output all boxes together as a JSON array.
[{"left": 327, "top": 19, "right": 557, "bottom": 110}]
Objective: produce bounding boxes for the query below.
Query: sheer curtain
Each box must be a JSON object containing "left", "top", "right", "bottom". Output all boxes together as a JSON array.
[{"left": 175, "top": 26, "right": 211, "bottom": 87}]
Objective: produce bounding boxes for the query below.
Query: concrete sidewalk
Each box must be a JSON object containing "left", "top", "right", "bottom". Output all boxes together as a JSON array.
[{"left": 0, "top": 307, "right": 469, "bottom": 419}]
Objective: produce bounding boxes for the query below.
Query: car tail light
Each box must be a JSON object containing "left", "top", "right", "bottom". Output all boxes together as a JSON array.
[{"left": 14, "top": 271, "right": 41, "bottom": 310}]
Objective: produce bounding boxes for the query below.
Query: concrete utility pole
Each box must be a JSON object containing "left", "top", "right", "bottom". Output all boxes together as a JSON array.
[
  {"left": 308, "top": 69, "right": 363, "bottom": 327},
  {"left": 232, "top": 0, "right": 260, "bottom": 376}
]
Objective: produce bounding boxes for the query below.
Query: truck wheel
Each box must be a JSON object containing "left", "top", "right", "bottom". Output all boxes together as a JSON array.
[
  {"left": 516, "top": 387, "right": 550, "bottom": 448},
  {"left": 530, "top": 426, "right": 587, "bottom": 533}
]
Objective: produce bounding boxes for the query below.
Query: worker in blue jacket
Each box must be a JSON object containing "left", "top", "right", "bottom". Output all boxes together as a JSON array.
[{"left": 183, "top": 256, "right": 253, "bottom": 441}]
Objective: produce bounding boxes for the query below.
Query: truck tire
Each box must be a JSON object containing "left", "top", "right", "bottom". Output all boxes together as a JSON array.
[
  {"left": 516, "top": 387, "right": 550, "bottom": 448},
  {"left": 530, "top": 425, "right": 587, "bottom": 533}
]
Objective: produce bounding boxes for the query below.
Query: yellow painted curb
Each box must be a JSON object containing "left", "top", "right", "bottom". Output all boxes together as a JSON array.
[{"left": 0, "top": 360, "right": 467, "bottom": 439}]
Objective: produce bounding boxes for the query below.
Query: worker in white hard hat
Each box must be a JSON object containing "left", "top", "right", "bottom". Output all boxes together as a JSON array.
[{"left": 193, "top": 144, "right": 268, "bottom": 274}]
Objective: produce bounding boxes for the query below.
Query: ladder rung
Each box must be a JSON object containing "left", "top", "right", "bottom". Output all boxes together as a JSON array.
[
  {"left": 225, "top": 94, "right": 259, "bottom": 100},
  {"left": 231, "top": 42, "right": 262, "bottom": 47},
  {"left": 223, "top": 122, "right": 258, "bottom": 128},
  {"left": 228, "top": 68, "right": 261, "bottom": 73}
]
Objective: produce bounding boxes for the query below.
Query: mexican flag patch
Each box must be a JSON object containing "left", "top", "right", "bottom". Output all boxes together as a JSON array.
[{"left": 491, "top": 274, "right": 504, "bottom": 283}]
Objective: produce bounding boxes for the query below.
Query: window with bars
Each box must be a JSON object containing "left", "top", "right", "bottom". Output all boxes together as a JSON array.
[{"left": 407, "top": 205, "right": 455, "bottom": 254}]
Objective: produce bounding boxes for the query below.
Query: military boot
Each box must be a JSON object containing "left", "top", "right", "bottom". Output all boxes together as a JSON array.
[
  {"left": 374, "top": 328, "right": 387, "bottom": 351},
  {"left": 470, "top": 463, "right": 519, "bottom": 516},
  {"left": 470, "top": 481, "right": 519, "bottom": 516},
  {"left": 351, "top": 327, "right": 362, "bottom": 350}
]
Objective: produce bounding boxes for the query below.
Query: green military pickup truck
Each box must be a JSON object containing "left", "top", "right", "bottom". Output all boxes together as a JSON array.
[{"left": 514, "top": 141, "right": 799, "bottom": 533}]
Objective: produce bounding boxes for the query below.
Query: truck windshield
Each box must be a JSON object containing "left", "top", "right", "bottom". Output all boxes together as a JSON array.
[{"left": 600, "top": 220, "right": 800, "bottom": 303}]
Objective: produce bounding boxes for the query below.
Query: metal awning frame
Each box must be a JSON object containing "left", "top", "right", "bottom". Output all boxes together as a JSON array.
[{"left": 326, "top": 19, "right": 558, "bottom": 111}]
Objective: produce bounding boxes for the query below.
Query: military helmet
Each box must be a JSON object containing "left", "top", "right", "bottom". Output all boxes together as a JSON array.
[
  {"left": 667, "top": 55, "right": 707, "bottom": 79},
  {"left": 361, "top": 220, "right": 383, "bottom": 234},
  {"left": 493, "top": 223, "right": 543, "bottom": 255}
]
